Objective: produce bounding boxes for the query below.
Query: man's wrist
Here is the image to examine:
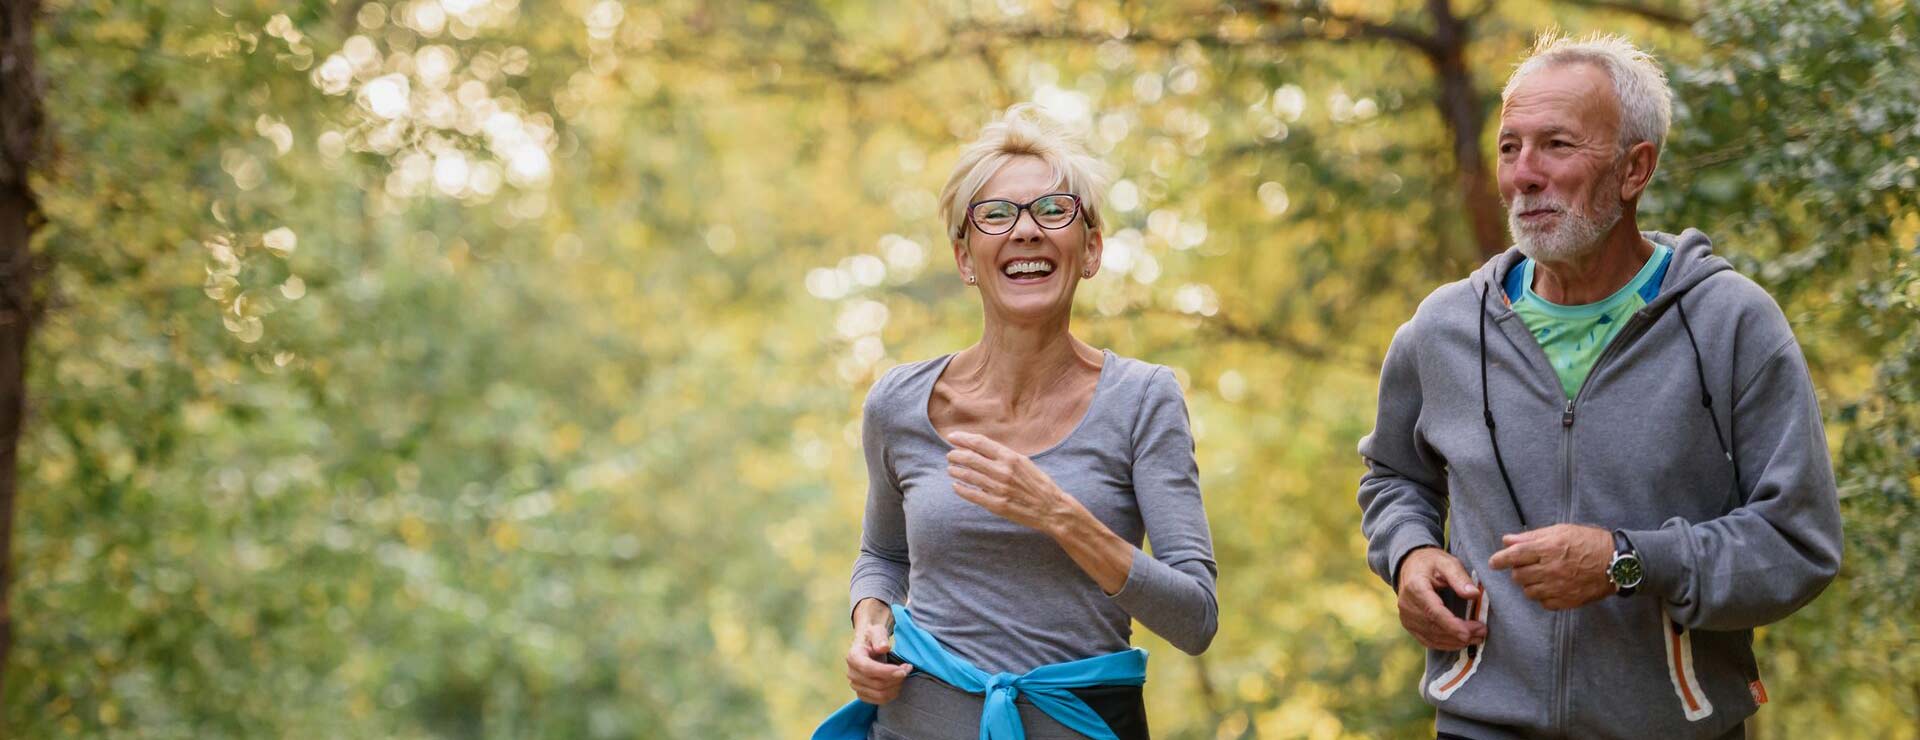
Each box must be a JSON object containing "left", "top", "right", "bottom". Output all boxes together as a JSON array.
[
  {"left": 1606, "top": 529, "right": 1643, "bottom": 597},
  {"left": 1393, "top": 545, "right": 1440, "bottom": 591}
]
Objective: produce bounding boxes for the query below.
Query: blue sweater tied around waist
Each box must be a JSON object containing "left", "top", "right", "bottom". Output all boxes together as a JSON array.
[{"left": 813, "top": 604, "right": 1148, "bottom": 740}]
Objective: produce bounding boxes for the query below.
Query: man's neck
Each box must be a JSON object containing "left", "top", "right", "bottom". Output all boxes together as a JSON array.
[{"left": 1531, "top": 219, "right": 1655, "bottom": 305}]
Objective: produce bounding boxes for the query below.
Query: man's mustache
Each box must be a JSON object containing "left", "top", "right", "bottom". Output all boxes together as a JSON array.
[{"left": 1507, "top": 194, "right": 1568, "bottom": 213}]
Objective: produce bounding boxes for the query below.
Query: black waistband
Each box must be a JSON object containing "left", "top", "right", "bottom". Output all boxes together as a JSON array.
[{"left": 1065, "top": 684, "right": 1149, "bottom": 740}]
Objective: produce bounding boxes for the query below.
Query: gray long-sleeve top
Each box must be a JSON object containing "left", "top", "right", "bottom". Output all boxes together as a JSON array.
[{"left": 849, "top": 350, "right": 1219, "bottom": 674}]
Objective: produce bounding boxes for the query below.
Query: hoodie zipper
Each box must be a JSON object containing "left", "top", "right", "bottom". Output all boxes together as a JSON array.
[
  {"left": 1486, "top": 238, "right": 1712, "bottom": 736},
  {"left": 1555, "top": 394, "right": 1574, "bottom": 736},
  {"left": 1551, "top": 311, "right": 1651, "bottom": 736},
  {"left": 1554, "top": 393, "right": 1576, "bottom": 736},
  {"left": 1484, "top": 292, "right": 1579, "bottom": 735}
]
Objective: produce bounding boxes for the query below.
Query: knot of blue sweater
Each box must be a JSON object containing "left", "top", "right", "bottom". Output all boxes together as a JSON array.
[{"left": 813, "top": 604, "right": 1148, "bottom": 740}]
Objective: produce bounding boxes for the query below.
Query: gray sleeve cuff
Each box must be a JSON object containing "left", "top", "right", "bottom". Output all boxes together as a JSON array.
[
  {"left": 1106, "top": 548, "right": 1218, "bottom": 655},
  {"left": 1104, "top": 548, "right": 1156, "bottom": 602},
  {"left": 849, "top": 576, "right": 906, "bottom": 619},
  {"left": 1624, "top": 519, "right": 1691, "bottom": 608},
  {"left": 1378, "top": 519, "right": 1445, "bottom": 589}
]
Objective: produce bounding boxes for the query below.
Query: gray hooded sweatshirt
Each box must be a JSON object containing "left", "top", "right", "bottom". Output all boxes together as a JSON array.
[{"left": 1357, "top": 230, "right": 1843, "bottom": 739}]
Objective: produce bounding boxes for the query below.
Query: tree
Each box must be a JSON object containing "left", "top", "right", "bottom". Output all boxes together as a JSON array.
[
  {"left": 0, "top": 0, "right": 47, "bottom": 708},
  {"left": 9, "top": 0, "right": 1914, "bottom": 736}
]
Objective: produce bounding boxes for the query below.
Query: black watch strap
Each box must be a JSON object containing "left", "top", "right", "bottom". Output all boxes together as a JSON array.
[{"left": 1610, "top": 529, "right": 1641, "bottom": 597}]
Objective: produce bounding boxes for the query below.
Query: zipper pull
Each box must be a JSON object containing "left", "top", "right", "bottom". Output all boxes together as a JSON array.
[{"left": 1562, "top": 399, "right": 1575, "bottom": 427}]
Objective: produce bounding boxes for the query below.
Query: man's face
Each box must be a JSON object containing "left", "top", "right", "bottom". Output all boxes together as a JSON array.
[{"left": 1497, "top": 62, "right": 1628, "bottom": 263}]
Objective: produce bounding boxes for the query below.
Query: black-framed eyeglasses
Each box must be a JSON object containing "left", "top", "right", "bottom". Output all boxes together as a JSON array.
[{"left": 966, "top": 193, "right": 1082, "bottom": 236}]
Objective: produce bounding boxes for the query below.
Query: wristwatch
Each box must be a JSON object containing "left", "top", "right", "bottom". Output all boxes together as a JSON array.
[{"left": 1607, "top": 529, "right": 1643, "bottom": 597}]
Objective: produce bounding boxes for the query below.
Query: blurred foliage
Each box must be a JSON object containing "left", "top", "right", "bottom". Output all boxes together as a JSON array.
[
  {"left": 1662, "top": 1, "right": 1920, "bottom": 736},
  {"left": 5, "top": 0, "right": 1913, "bottom": 737}
]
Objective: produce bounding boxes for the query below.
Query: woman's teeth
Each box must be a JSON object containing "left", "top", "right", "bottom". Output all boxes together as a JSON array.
[{"left": 1002, "top": 260, "right": 1055, "bottom": 278}]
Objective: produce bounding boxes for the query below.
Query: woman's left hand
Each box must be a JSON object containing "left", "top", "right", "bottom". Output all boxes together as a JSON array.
[{"left": 945, "top": 431, "right": 1079, "bottom": 534}]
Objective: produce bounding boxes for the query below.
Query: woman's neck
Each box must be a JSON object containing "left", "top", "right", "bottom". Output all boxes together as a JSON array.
[{"left": 947, "top": 320, "right": 1103, "bottom": 412}]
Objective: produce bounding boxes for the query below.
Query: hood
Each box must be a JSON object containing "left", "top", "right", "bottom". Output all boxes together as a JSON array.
[{"left": 1468, "top": 228, "right": 1734, "bottom": 317}]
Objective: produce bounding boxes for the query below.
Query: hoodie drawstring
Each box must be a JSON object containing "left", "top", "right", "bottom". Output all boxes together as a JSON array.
[{"left": 1475, "top": 284, "right": 1743, "bottom": 530}]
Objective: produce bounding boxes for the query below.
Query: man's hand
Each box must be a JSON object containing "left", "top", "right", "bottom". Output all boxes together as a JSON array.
[
  {"left": 1396, "top": 547, "right": 1487, "bottom": 651},
  {"left": 845, "top": 599, "right": 911, "bottom": 704},
  {"left": 1489, "top": 524, "right": 1616, "bottom": 610}
]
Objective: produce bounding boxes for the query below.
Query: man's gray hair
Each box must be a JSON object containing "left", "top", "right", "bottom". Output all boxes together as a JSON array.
[{"left": 1502, "top": 32, "right": 1673, "bottom": 155}]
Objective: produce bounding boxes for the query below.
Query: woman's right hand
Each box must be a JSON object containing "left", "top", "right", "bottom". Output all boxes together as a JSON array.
[{"left": 845, "top": 598, "right": 912, "bottom": 704}]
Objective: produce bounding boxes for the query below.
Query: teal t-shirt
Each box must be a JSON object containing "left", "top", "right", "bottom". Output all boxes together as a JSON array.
[{"left": 1505, "top": 244, "right": 1673, "bottom": 399}]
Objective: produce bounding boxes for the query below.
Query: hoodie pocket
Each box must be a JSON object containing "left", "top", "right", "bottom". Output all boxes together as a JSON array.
[
  {"left": 1426, "top": 574, "right": 1489, "bottom": 701},
  {"left": 1659, "top": 610, "right": 1715, "bottom": 722}
]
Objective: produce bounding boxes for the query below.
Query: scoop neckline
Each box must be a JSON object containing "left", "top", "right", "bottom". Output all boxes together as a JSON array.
[{"left": 919, "top": 348, "right": 1115, "bottom": 459}]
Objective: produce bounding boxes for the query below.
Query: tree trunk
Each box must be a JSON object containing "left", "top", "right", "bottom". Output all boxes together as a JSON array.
[
  {"left": 0, "top": 0, "right": 47, "bottom": 705},
  {"left": 1427, "top": 0, "right": 1508, "bottom": 259}
]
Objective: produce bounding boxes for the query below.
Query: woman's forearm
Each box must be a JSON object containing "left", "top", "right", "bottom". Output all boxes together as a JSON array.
[
  {"left": 1047, "top": 495, "right": 1137, "bottom": 595},
  {"left": 852, "top": 596, "right": 894, "bottom": 631}
]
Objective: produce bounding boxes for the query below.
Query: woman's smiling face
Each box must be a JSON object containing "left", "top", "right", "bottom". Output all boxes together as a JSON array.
[{"left": 955, "top": 156, "right": 1102, "bottom": 324}]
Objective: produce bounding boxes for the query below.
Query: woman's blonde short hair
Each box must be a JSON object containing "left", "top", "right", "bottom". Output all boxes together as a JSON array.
[{"left": 938, "top": 104, "right": 1114, "bottom": 243}]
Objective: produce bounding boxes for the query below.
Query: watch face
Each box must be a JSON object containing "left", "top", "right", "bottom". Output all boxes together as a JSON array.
[{"left": 1609, "top": 555, "right": 1644, "bottom": 589}]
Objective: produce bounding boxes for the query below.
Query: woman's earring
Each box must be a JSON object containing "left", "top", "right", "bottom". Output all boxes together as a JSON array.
[
  {"left": 1082, "top": 270, "right": 1092, "bottom": 278},
  {"left": 966, "top": 274, "right": 976, "bottom": 285}
]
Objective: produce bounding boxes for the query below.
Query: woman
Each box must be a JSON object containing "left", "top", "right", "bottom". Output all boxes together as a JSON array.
[{"left": 821, "top": 105, "right": 1219, "bottom": 740}]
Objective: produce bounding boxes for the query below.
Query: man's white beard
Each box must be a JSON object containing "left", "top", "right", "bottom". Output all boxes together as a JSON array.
[{"left": 1508, "top": 176, "right": 1624, "bottom": 263}]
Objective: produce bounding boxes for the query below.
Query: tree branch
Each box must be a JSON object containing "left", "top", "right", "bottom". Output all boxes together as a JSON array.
[
  {"left": 1555, "top": 0, "right": 1697, "bottom": 28},
  {"left": 662, "top": 0, "right": 1452, "bottom": 94},
  {"left": 969, "top": 22, "right": 1427, "bottom": 57},
  {"left": 1667, "top": 125, "right": 1814, "bottom": 173},
  {"left": 1110, "top": 305, "right": 1380, "bottom": 369},
  {"left": 1238, "top": 0, "right": 1444, "bottom": 59}
]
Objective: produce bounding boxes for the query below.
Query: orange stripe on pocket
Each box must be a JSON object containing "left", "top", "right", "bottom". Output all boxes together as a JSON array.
[
  {"left": 1669, "top": 625, "right": 1700, "bottom": 711},
  {"left": 1427, "top": 581, "right": 1488, "bottom": 702},
  {"left": 1661, "top": 611, "right": 1714, "bottom": 722}
]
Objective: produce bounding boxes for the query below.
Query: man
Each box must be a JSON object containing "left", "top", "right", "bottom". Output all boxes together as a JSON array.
[{"left": 1357, "top": 33, "right": 1843, "bottom": 739}]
